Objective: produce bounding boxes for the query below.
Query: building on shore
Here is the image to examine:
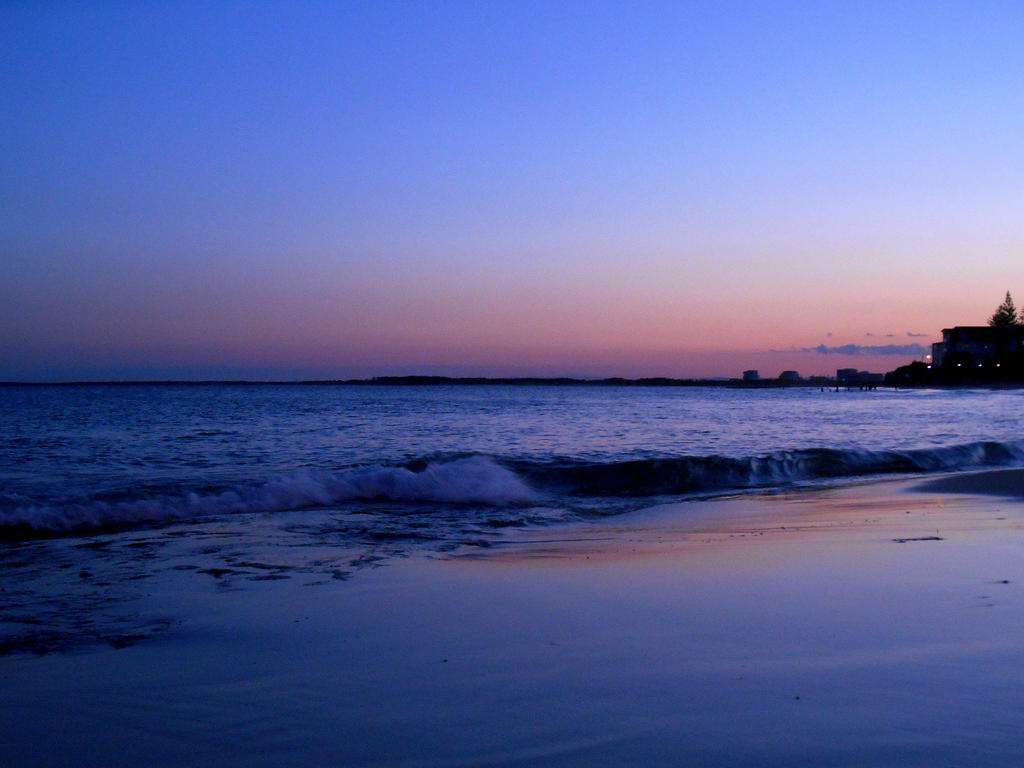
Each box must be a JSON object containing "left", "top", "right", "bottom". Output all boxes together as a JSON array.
[
  {"left": 930, "top": 326, "right": 1024, "bottom": 367},
  {"left": 889, "top": 325, "right": 1024, "bottom": 385},
  {"left": 742, "top": 370, "right": 760, "bottom": 382}
]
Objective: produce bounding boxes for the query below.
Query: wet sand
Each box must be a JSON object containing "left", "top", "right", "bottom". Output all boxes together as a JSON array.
[
  {"left": 4, "top": 473, "right": 1024, "bottom": 766},
  {"left": 913, "top": 465, "right": 1024, "bottom": 498}
]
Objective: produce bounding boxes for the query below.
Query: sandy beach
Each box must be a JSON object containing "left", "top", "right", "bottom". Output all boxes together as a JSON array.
[{"left": 4, "top": 470, "right": 1024, "bottom": 766}]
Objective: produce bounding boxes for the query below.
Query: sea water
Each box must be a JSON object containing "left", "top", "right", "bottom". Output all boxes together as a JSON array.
[
  {"left": 2, "top": 383, "right": 1024, "bottom": 541},
  {"left": 2, "top": 383, "right": 1024, "bottom": 655}
]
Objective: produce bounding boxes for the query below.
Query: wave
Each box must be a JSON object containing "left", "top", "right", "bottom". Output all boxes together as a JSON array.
[
  {"left": 515, "top": 440, "right": 1024, "bottom": 497},
  {"left": 4, "top": 440, "right": 1023, "bottom": 538},
  {"left": 0, "top": 456, "right": 537, "bottom": 537}
]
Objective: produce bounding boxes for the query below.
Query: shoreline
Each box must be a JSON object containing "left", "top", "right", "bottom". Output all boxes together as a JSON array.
[
  {"left": 4, "top": 470, "right": 1024, "bottom": 765},
  {"left": 459, "top": 467, "right": 1024, "bottom": 565}
]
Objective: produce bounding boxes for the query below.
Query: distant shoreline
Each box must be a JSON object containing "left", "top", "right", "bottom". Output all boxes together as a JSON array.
[
  {"left": 0, "top": 375, "right": 840, "bottom": 388},
  {"left": 4, "top": 375, "right": 1023, "bottom": 389}
]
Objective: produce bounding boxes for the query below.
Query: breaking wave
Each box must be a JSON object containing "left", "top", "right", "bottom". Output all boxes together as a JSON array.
[
  {"left": 3, "top": 440, "right": 1024, "bottom": 538},
  {"left": 519, "top": 440, "right": 1024, "bottom": 497},
  {"left": 0, "top": 456, "right": 537, "bottom": 537}
]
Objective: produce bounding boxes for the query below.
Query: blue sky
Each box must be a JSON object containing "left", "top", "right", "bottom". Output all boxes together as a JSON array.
[{"left": 3, "top": 1, "right": 1024, "bottom": 380}]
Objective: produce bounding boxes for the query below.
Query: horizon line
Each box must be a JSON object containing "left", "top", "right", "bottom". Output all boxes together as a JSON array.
[{"left": 0, "top": 374, "right": 852, "bottom": 387}]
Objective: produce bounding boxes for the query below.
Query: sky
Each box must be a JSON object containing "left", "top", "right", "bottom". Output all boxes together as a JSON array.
[{"left": 3, "top": 1, "right": 1024, "bottom": 381}]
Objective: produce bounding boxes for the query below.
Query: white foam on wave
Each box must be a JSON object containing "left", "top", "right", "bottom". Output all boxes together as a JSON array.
[{"left": 0, "top": 456, "right": 538, "bottom": 534}]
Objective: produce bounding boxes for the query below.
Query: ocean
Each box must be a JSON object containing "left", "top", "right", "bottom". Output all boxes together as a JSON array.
[{"left": 2, "top": 383, "right": 1023, "bottom": 547}]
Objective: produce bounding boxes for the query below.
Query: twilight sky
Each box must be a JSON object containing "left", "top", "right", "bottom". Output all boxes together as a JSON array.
[{"left": 3, "top": 1, "right": 1024, "bottom": 381}]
